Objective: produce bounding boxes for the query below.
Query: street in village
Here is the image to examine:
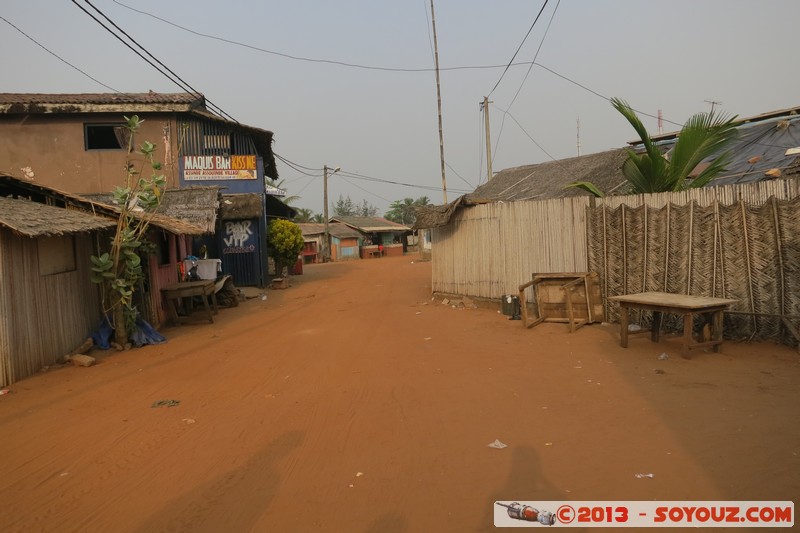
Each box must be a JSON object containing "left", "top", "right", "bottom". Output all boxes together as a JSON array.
[{"left": 1, "top": 256, "right": 798, "bottom": 532}]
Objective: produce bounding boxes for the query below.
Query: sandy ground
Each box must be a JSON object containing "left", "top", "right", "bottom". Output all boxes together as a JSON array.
[{"left": 0, "top": 255, "right": 798, "bottom": 532}]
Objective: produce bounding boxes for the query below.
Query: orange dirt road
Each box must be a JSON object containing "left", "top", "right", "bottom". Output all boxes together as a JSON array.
[{"left": 1, "top": 256, "right": 798, "bottom": 532}]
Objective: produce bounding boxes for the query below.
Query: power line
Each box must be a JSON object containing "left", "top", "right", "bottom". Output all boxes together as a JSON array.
[
  {"left": 108, "top": 0, "right": 690, "bottom": 130},
  {"left": 491, "top": 0, "right": 561, "bottom": 171},
  {"left": 111, "top": 0, "right": 543, "bottom": 74},
  {"left": 274, "top": 153, "right": 324, "bottom": 177},
  {"left": 338, "top": 170, "right": 471, "bottom": 194},
  {"left": 72, "top": 0, "right": 237, "bottom": 122},
  {"left": 487, "top": 0, "right": 550, "bottom": 97},
  {"left": 444, "top": 161, "right": 475, "bottom": 189},
  {"left": 338, "top": 176, "right": 393, "bottom": 205},
  {"left": 532, "top": 61, "right": 683, "bottom": 128},
  {"left": 507, "top": 0, "right": 560, "bottom": 111},
  {"left": 110, "top": 0, "right": 687, "bottom": 129},
  {"left": 491, "top": 104, "right": 562, "bottom": 165},
  {"left": 0, "top": 15, "right": 120, "bottom": 92},
  {"left": 273, "top": 153, "right": 323, "bottom": 172}
]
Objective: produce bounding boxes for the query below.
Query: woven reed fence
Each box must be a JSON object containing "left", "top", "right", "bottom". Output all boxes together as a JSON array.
[
  {"left": 588, "top": 181, "right": 800, "bottom": 344},
  {"left": 431, "top": 178, "right": 800, "bottom": 345}
]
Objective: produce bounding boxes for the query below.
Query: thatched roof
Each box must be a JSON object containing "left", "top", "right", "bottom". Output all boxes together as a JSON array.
[
  {"left": 83, "top": 187, "right": 220, "bottom": 233},
  {"left": 331, "top": 216, "right": 411, "bottom": 233},
  {"left": 0, "top": 196, "right": 115, "bottom": 237},
  {"left": 220, "top": 193, "right": 262, "bottom": 220},
  {"left": 470, "top": 148, "right": 628, "bottom": 203},
  {"left": 0, "top": 173, "right": 207, "bottom": 235},
  {"left": 414, "top": 149, "right": 628, "bottom": 229}
]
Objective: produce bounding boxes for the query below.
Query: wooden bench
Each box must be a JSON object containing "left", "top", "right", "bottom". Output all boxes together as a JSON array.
[{"left": 161, "top": 280, "right": 219, "bottom": 325}]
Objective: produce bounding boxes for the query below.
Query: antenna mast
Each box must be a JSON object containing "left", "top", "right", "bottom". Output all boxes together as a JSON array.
[{"left": 704, "top": 100, "right": 723, "bottom": 114}]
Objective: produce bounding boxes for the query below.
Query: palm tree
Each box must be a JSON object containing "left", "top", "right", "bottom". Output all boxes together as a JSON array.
[
  {"left": 265, "top": 176, "right": 300, "bottom": 205},
  {"left": 293, "top": 207, "right": 315, "bottom": 223},
  {"left": 386, "top": 196, "right": 430, "bottom": 225},
  {"left": 568, "top": 98, "right": 739, "bottom": 197}
]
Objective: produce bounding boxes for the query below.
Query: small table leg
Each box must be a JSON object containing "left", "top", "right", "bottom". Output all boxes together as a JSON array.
[
  {"left": 651, "top": 311, "right": 663, "bottom": 342},
  {"left": 712, "top": 310, "right": 724, "bottom": 352},
  {"left": 620, "top": 304, "right": 629, "bottom": 348},
  {"left": 682, "top": 312, "right": 694, "bottom": 356}
]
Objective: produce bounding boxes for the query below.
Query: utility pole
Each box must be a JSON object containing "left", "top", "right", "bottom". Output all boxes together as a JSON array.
[
  {"left": 430, "top": 0, "right": 447, "bottom": 203},
  {"left": 322, "top": 165, "right": 340, "bottom": 262},
  {"left": 576, "top": 117, "right": 581, "bottom": 156},
  {"left": 481, "top": 96, "right": 493, "bottom": 180},
  {"left": 323, "top": 165, "right": 330, "bottom": 262}
]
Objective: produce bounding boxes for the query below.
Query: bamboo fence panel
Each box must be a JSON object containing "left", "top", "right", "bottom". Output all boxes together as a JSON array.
[
  {"left": 431, "top": 197, "right": 590, "bottom": 299},
  {"left": 0, "top": 232, "right": 103, "bottom": 385}
]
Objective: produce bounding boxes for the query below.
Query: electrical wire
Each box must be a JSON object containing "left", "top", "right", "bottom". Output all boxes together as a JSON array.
[
  {"left": 72, "top": 0, "right": 237, "bottom": 122},
  {"left": 491, "top": 0, "right": 561, "bottom": 167},
  {"left": 444, "top": 161, "right": 475, "bottom": 189},
  {"left": 111, "top": 0, "right": 544, "bottom": 74},
  {"left": 487, "top": 0, "right": 550, "bottom": 97},
  {"left": 491, "top": 104, "right": 563, "bottom": 165},
  {"left": 1, "top": 15, "right": 120, "bottom": 93},
  {"left": 507, "top": 0, "right": 560, "bottom": 111},
  {"left": 337, "top": 170, "right": 471, "bottom": 194},
  {"left": 532, "top": 61, "right": 683, "bottom": 128},
  {"left": 338, "top": 176, "right": 393, "bottom": 205},
  {"left": 274, "top": 153, "right": 324, "bottom": 177},
  {"left": 273, "top": 153, "right": 323, "bottom": 172},
  {"left": 109, "top": 0, "right": 688, "bottom": 130}
]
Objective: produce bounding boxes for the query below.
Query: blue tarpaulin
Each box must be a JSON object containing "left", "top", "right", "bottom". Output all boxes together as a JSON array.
[{"left": 91, "top": 315, "right": 166, "bottom": 349}]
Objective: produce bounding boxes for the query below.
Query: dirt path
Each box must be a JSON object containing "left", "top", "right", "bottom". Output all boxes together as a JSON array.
[{"left": 1, "top": 256, "right": 798, "bottom": 532}]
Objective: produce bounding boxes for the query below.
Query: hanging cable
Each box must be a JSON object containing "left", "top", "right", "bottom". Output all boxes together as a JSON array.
[
  {"left": 1, "top": 15, "right": 120, "bottom": 93},
  {"left": 73, "top": 0, "right": 237, "bottom": 122},
  {"left": 487, "top": 0, "right": 549, "bottom": 97}
]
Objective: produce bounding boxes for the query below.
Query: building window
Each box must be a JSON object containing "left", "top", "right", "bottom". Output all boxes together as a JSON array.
[
  {"left": 85, "top": 123, "right": 128, "bottom": 150},
  {"left": 153, "top": 231, "right": 173, "bottom": 266},
  {"left": 38, "top": 235, "right": 76, "bottom": 275}
]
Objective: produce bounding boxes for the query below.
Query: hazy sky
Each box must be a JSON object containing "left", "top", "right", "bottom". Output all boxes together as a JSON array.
[{"left": 2, "top": 1, "right": 799, "bottom": 215}]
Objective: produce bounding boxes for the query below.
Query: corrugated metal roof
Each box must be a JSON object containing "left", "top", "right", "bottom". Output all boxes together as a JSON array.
[
  {"left": 0, "top": 196, "right": 115, "bottom": 237},
  {"left": 331, "top": 216, "right": 411, "bottom": 232},
  {"left": 298, "top": 222, "right": 362, "bottom": 239}
]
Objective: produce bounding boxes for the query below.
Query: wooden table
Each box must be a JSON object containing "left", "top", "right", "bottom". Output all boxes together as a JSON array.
[
  {"left": 608, "top": 292, "right": 737, "bottom": 354},
  {"left": 161, "top": 280, "right": 219, "bottom": 324}
]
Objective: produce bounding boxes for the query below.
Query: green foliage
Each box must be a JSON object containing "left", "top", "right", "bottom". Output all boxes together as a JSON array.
[
  {"left": 385, "top": 196, "right": 431, "bottom": 225},
  {"left": 268, "top": 219, "right": 304, "bottom": 276},
  {"left": 89, "top": 114, "right": 167, "bottom": 344},
  {"left": 333, "top": 195, "right": 379, "bottom": 217},
  {"left": 566, "top": 98, "right": 739, "bottom": 197},
  {"left": 292, "top": 207, "right": 315, "bottom": 223},
  {"left": 266, "top": 176, "right": 299, "bottom": 205}
]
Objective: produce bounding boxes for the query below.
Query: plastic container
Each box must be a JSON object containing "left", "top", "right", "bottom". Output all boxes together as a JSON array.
[{"left": 501, "top": 295, "right": 520, "bottom": 316}]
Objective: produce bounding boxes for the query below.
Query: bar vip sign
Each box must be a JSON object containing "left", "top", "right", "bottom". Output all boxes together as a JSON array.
[{"left": 183, "top": 155, "right": 257, "bottom": 180}]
